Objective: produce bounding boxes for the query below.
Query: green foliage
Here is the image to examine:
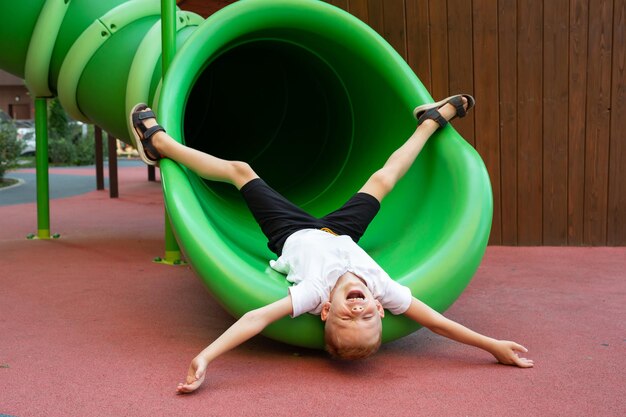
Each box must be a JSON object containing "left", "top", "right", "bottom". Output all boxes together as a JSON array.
[
  {"left": 0, "top": 119, "right": 22, "bottom": 179},
  {"left": 48, "top": 137, "right": 76, "bottom": 165},
  {"left": 48, "top": 98, "right": 70, "bottom": 140},
  {"left": 46, "top": 99, "right": 97, "bottom": 166},
  {"left": 2, "top": 101, "right": 102, "bottom": 169},
  {"left": 73, "top": 131, "right": 96, "bottom": 165},
  {"left": 48, "top": 132, "right": 97, "bottom": 166}
]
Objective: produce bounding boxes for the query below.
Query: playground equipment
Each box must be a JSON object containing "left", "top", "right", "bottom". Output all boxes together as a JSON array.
[{"left": 0, "top": 0, "right": 492, "bottom": 348}]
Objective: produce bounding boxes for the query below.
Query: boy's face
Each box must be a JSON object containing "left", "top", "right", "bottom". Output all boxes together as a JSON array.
[{"left": 320, "top": 272, "right": 385, "bottom": 341}]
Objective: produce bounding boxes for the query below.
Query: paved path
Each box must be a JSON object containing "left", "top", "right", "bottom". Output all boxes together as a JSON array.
[{"left": 0, "top": 159, "right": 145, "bottom": 206}]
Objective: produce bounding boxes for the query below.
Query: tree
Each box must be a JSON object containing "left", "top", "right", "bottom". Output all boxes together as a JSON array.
[
  {"left": 48, "top": 98, "right": 70, "bottom": 140},
  {"left": 0, "top": 119, "right": 22, "bottom": 180}
]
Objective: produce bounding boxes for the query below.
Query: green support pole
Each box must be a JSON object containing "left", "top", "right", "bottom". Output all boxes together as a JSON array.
[
  {"left": 161, "top": 0, "right": 176, "bottom": 74},
  {"left": 154, "top": 0, "right": 185, "bottom": 265},
  {"left": 157, "top": 214, "right": 185, "bottom": 264},
  {"left": 28, "top": 98, "right": 58, "bottom": 240},
  {"left": 35, "top": 98, "right": 49, "bottom": 239}
]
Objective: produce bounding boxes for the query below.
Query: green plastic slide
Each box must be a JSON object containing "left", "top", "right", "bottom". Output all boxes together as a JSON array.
[{"left": 0, "top": 0, "right": 492, "bottom": 348}]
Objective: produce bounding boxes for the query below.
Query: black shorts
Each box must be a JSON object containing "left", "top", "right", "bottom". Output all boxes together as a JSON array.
[{"left": 240, "top": 178, "right": 380, "bottom": 256}]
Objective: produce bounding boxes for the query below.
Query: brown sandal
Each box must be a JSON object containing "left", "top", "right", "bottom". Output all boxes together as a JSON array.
[
  {"left": 413, "top": 94, "right": 476, "bottom": 127},
  {"left": 129, "top": 103, "right": 165, "bottom": 166}
]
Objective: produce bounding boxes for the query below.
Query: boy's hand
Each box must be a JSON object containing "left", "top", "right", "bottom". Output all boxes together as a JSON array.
[
  {"left": 489, "top": 340, "right": 534, "bottom": 368},
  {"left": 176, "top": 356, "right": 208, "bottom": 394},
  {"left": 175, "top": 296, "right": 292, "bottom": 394}
]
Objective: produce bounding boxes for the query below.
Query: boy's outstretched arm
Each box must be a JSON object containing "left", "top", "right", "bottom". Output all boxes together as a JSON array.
[
  {"left": 404, "top": 297, "right": 534, "bottom": 368},
  {"left": 176, "top": 295, "right": 293, "bottom": 394}
]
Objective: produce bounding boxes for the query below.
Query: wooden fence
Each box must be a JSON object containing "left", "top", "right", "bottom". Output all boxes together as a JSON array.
[{"left": 179, "top": 0, "right": 626, "bottom": 246}]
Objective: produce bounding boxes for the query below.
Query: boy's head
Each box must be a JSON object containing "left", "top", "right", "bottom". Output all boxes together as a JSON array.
[{"left": 321, "top": 272, "right": 385, "bottom": 360}]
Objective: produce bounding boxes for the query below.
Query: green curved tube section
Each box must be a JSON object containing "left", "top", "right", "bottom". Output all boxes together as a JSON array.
[{"left": 0, "top": 0, "right": 492, "bottom": 349}]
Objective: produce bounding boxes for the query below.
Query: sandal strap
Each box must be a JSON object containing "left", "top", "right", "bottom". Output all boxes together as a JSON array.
[
  {"left": 135, "top": 109, "right": 156, "bottom": 121},
  {"left": 140, "top": 125, "right": 165, "bottom": 162},
  {"left": 143, "top": 124, "right": 165, "bottom": 140},
  {"left": 132, "top": 108, "right": 163, "bottom": 139},
  {"left": 141, "top": 137, "right": 162, "bottom": 162},
  {"left": 449, "top": 96, "right": 467, "bottom": 118},
  {"left": 418, "top": 108, "right": 448, "bottom": 128},
  {"left": 132, "top": 109, "right": 155, "bottom": 134}
]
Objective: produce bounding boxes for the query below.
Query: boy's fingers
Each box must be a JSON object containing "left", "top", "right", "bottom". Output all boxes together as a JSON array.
[
  {"left": 514, "top": 356, "right": 534, "bottom": 368},
  {"left": 176, "top": 381, "right": 200, "bottom": 394},
  {"left": 511, "top": 342, "right": 528, "bottom": 353}
]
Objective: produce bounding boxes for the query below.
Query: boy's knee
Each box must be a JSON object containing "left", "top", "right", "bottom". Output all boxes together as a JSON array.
[
  {"left": 230, "top": 161, "right": 257, "bottom": 187},
  {"left": 231, "top": 161, "right": 253, "bottom": 175},
  {"left": 370, "top": 170, "right": 396, "bottom": 195}
]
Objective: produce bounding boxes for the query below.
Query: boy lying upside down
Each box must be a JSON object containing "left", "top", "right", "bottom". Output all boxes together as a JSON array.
[{"left": 128, "top": 94, "right": 534, "bottom": 394}]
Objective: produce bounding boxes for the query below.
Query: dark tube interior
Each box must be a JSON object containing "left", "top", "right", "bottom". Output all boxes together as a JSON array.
[{"left": 183, "top": 40, "right": 353, "bottom": 207}]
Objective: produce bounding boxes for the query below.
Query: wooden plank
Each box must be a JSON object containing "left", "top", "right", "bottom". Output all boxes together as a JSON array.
[
  {"left": 583, "top": 0, "right": 613, "bottom": 245},
  {"left": 498, "top": 0, "right": 518, "bottom": 245},
  {"left": 472, "top": 0, "right": 501, "bottom": 244},
  {"left": 405, "top": 0, "right": 431, "bottom": 89},
  {"left": 381, "top": 0, "right": 407, "bottom": 59},
  {"left": 347, "top": 0, "right": 370, "bottom": 22},
  {"left": 178, "top": 0, "right": 234, "bottom": 17},
  {"left": 446, "top": 0, "right": 475, "bottom": 146},
  {"left": 608, "top": 0, "right": 626, "bottom": 245},
  {"left": 428, "top": 0, "right": 449, "bottom": 99},
  {"left": 567, "top": 0, "right": 588, "bottom": 245},
  {"left": 517, "top": 0, "right": 543, "bottom": 245},
  {"left": 542, "top": 0, "right": 569, "bottom": 244},
  {"left": 327, "top": 0, "right": 348, "bottom": 11},
  {"left": 367, "top": 0, "right": 385, "bottom": 36}
]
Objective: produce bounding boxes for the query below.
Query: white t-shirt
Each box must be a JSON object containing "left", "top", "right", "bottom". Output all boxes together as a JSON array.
[{"left": 269, "top": 229, "right": 412, "bottom": 317}]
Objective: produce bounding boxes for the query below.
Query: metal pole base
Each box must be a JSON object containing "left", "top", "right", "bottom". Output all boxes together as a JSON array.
[
  {"left": 26, "top": 232, "right": 61, "bottom": 240},
  {"left": 153, "top": 251, "right": 186, "bottom": 266}
]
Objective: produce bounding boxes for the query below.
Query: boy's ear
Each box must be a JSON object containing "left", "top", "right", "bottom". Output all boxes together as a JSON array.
[
  {"left": 375, "top": 300, "right": 385, "bottom": 318},
  {"left": 320, "top": 302, "right": 331, "bottom": 321}
]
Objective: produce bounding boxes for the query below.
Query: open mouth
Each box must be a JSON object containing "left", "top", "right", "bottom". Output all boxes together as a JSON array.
[{"left": 346, "top": 290, "right": 365, "bottom": 301}]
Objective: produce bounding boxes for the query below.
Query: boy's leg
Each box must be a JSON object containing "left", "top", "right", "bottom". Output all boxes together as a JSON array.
[
  {"left": 239, "top": 178, "right": 321, "bottom": 255},
  {"left": 132, "top": 106, "right": 258, "bottom": 190},
  {"left": 359, "top": 97, "right": 469, "bottom": 202},
  {"left": 131, "top": 105, "right": 321, "bottom": 255}
]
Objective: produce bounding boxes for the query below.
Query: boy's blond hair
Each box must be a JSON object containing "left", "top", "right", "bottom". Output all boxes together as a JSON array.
[{"left": 324, "top": 323, "right": 382, "bottom": 360}]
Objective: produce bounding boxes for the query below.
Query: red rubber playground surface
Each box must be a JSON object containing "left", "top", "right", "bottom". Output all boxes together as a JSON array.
[{"left": 1, "top": 165, "right": 625, "bottom": 417}]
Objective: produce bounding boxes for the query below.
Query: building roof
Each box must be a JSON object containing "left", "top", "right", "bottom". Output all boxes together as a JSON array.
[{"left": 0, "top": 69, "right": 25, "bottom": 86}]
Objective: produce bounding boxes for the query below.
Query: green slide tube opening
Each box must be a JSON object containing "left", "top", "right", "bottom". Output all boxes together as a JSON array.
[{"left": 156, "top": 0, "right": 493, "bottom": 348}]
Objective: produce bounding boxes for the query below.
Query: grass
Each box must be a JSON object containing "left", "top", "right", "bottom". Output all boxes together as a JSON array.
[
  {"left": 16, "top": 156, "right": 36, "bottom": 168},
  {"left": 0, "top": 177, "right": 19, "bottom": 189}
]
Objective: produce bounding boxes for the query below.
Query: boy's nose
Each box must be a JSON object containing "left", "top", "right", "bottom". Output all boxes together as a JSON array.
[{"left": 351, "top": 305, "right": 364, "bottom": 313}]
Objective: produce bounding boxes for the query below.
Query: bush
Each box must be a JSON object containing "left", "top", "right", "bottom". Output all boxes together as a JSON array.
[
  {"left": 48, "top": 132, "right": 97, "bottom": 166},
  {"left": 1, "top": 100, "right": 102, "bottom": 169},
  {"left": 73, "top": 132, "right": 95, "bottom": 165},
  {"left": 48, "top": 137, "right": 76, "bottom": 165},
  {"left": 0, "top": 120, "right": 22, "bottom": 179},
  {"left": 49, "top": 98, "right": 71, "bottom": 140},
  {"left": 45, "top": 99, "right": 97, "bottom": 166}
]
